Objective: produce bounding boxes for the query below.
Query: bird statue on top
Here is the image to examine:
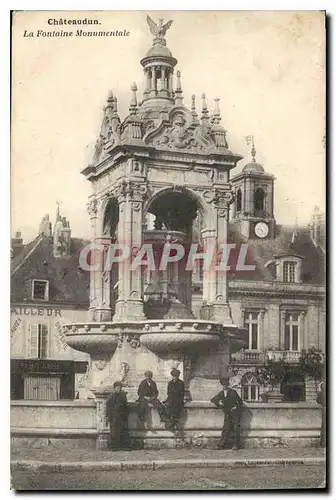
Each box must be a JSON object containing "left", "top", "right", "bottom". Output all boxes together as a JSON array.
[{"left": 146, "top": 15, "right": 173, "bottom": 45}]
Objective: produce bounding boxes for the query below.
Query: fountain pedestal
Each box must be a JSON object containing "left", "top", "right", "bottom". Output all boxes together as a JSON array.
[{"left": 64, "top": 319, "right": 246, "bottom": 449}]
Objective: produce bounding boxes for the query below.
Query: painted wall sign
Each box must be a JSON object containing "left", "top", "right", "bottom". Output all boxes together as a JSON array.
[
  {"left": 11, "top": 307, "right": 62, "bottom": 317},
  {"left": 11, "top": 359, "right": 88, "bottom": 374},
  {"left": 11, "top": 317, "right": 22, "bottom": 338}
]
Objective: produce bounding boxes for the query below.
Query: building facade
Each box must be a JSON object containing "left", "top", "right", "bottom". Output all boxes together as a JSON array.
[{"left": 11, "top": 211, "right": 90, "bottom": 401}]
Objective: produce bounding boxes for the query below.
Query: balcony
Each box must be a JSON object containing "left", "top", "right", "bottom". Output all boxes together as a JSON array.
[
  {"left": 266, "top": 350, "right": 301, "bottom": 363},
  {"left": 231, "top": 349, "right": 324, "bottom": 365},
  {"left": 230, "top": 350, "right": 264, "bottom": 364}
]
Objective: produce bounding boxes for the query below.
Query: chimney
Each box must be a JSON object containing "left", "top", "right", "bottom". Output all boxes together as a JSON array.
[
  {"left": 53, "top": 209, "right": 71, "bottom": 257},
  {"left": 11, "top": 230, "right": 24, "bottom": 259},
  {"left": 310, "top": 206, "right": 325, "bottom": 249},
  {"left": 39, "top": 214, "right": 52, "bottom": 237}
]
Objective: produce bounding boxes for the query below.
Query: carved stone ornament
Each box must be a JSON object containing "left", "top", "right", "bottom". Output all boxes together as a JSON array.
[
  {"left": 202, "top": 190, "right": 215, "bottom": 204},
  {"left": 87, "top": 197, "right": 98, "bottom": 217},
  {"left": 113, "top": 180, "right": 149, "bottom": 204},
  {"left": 144, "top": 107, "right": 219, "bottom": 153},
  {"left": 126, "top": 334, "right": 141, "bottom": 349},
  {"left": 214, "top": 190, "right": 235, "bottom": 217},
  {"left": 93, "top": 358, "right": 109, "bottom": 371},
  {"left": 120, "top": 361, "right": 131, "bottom": 385}
]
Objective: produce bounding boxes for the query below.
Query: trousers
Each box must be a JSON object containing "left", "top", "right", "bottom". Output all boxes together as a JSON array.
[
  {"left": 218, "top": 413, "right": 241, "bottom": 449},
  {"left": 137, "top": 398, "right": 166, "bottom": 422}
]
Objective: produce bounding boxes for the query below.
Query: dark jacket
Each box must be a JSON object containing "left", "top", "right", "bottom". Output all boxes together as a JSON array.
[
  {"left": 167, "top": 378, "right": 185, "bottom": 407},
  {"left": 211, "top": 388, "right": 243, "bottom": 416},
  {"left": 316, "top": 385, "right": 326, "bottom": 407},
  {"left": 106, "top": 391, "right": 128, "bottom": 421},
  {"left": 137, "top": 379, "right": 159, "bottom": 400}
]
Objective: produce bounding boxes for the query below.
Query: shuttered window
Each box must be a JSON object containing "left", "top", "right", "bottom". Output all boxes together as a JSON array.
[{"left": 28, "top": 324, "right": 48, "bottom": 359}]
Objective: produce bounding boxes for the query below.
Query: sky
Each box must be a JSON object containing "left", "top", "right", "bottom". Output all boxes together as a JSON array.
[{"left": 11, "top": 10, "right": 325, "bottom": 243}]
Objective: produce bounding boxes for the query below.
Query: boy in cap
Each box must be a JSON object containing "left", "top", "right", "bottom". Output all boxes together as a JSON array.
[
  {"left": 106, "top": 381, "right": 130, "bottom": 451},
  {"left": 137, "top": 370, "right": 165, "bottom": 427},
  {"left": 211, "top": 377, "right": 243, "bottom": 450},
  {"left": 164, "top": 369, "right": 185, "bottom": 431}
]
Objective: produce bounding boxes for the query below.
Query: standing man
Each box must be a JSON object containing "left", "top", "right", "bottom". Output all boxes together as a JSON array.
[
  {"left": 211, "top": 377, "right": 243, "bottom": 450},
  {"left": 164, "top": 369, "right": 185, "bottom": 431},
  {"left": 106, "top": 381, "right": 130, "bottom": 451},
  {"left": 316, "top": 381, "right": 326, "bottom": 448},
  {"left": 137, "top": 370, "right": 165, "bottom": 427}
]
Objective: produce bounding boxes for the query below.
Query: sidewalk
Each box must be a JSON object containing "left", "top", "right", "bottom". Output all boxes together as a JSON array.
[{"left": 11, "top": 446, "right": 326, "bottom": 472}]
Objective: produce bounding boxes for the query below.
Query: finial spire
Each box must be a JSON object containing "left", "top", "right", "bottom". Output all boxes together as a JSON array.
[
  {"left": 191, "top": 94, "right": 199, "bottom": 122},
  {"left": 174, "top": 70, "right": 183, "bottom": 105},
  {"left": 129, "top": 82, "right": 138, "bottom": 115},
  {"left": 104, "top": 90, "right": 114, "bottom": 115},
  {"left": 201, "top": 93, "right": 210, "bottom": 125},
  {"left": 212, "top": 97, "right": 221, "bottom": 124},
  {"left": 56, "top": 200, "right": 62, "bottom": 220},
  {"left": 244, "top": 135, "right": 256, "bottom": 162},
  {"left": 113, "top": 96, "right": 118, "bottom": 113}
]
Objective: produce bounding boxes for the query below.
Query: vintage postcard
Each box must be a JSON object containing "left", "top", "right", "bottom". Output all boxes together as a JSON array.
[{"left": 11, "top": 10, "right": 326, "bottom": 491}]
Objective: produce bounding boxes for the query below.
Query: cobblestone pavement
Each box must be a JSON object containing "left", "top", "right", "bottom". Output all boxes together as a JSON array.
[
  {"left": 12, "top": 465, "right": 326, "bottom": 490},
  {"left": 11, "top": 445, "right": 326, "bottom": 463}
]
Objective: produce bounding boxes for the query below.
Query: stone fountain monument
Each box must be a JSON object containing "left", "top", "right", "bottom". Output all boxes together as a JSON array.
[{"left": 64, "top": 15, "right": 247, "bottom": 448}]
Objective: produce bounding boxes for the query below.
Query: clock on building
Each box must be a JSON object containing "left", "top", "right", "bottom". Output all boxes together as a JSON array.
[{"left": 254, "top": 221, "right": 269, "bottom": 238}]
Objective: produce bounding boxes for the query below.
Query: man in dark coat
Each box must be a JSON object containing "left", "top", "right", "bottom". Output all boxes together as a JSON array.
[
  {"left": 137, "top": 370, "right": 165, "bottom": 426},
  {"left": 164, "top": 369, "right": 185, "bottom": 431},
  {"left": 316, "top": 381, "right": 326, "bottom": 447},
  {"left": 211, "top": 377, "right": 243, "bottom": 450},
  {"left": 106, "top": 381, "right": 130, "bottom": 451}
]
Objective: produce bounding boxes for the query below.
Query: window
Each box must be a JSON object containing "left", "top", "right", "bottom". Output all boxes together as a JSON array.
[
  {"left": 254, "top": 188, "right": 265, "bottom": 212},
  {"left": 284, "top": 314, "right": 299, "bottom": 351},
  {"left": 28, "top": 324, "right": 48, "bottom": 359},
  {"left": 32, "top": 280, "right": 49, "bottom": 300},
  {"left": 283, "top": 262, "right": 295, "bottom": 283},
  {"left": 242, "top": 373, "right": 260, "bottom": 402},
  {"left": 236, "top": 189, "right": 242, "bottom": 213},
  {"left": 244, "top": 312, "right": 259, "bottom": 350}
]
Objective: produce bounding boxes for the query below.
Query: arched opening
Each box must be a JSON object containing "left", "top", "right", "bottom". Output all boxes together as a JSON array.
[
  {"left": 281, "top": 373, "right": 306, "bottom": 402},
  {"left": 241, "top": 372, "right": 259, "bottom": 402},
  {"left": 143, "top": 188, "right": 202, "bottom": 319},
  {"left": 102, "top": 198, "right": 119, "bottom": 314},
  {"left": 254, "top": 187, "right": 265, "bottom": 214},
  {"left": 236, "top": 188, "right": 242, "bottom": 213},
  {"left": 102, "top": 198, "right": 119, "bottom": 238}
]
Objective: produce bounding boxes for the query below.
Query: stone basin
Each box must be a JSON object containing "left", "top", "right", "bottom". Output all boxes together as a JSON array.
[
  {"left": 63, "top": 319, "right": 247, "bottom": 357},
  {"left": 63, "top": 323, "right": 120, "bottom": 355},
  {"left": 140, "top": 319, "right": 224, "bottom": 354}
]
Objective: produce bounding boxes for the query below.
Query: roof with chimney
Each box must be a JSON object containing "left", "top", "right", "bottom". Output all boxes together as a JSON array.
[{"left": 11, "top": 212, "right": 90, "bottom": 307}]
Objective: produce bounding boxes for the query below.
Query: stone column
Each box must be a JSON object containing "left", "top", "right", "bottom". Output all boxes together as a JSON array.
[
  {"left": 200, "top": 188, "right": 234, "bottom": 324},
  {"left": 113, "top": 180, "right": 147, "bottom": 322},
  {"left": 86, "top": 197, "right": 113, "bottom": 321},
  {"left": 92, "top": 390, "right": 109, "bottom": 450},
  {"left": 151, "top": 67, "right": 156, "bottom": 94}
]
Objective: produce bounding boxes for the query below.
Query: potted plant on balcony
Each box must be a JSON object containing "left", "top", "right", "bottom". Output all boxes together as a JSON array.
[
  {"left": 298, "top": 347, "right": 325, "bottom": 382},
  {"left": 256, "top": 358, "right": 291, "bottom": 403}
]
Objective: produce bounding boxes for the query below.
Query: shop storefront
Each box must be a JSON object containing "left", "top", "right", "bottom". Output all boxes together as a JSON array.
[{"left": 11, "top": 359, "right": 88, "bottom": 400}]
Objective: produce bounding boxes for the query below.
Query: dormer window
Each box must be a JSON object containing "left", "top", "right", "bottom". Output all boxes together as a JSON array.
[
  {"left": 283, "top": 261, "right": 296, "bottom": 283},
  {"left": 32, "top": 280, "right": 49, "bottom": 301},
  {"left": 275, "top": 254, "right": 303, "bottom": 284}
]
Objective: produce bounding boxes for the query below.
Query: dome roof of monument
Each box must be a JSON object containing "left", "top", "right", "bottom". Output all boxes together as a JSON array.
[
  {"left": 145, "top": 44, "right": 173, "bottom": 58},
  {"left": 243, "top": 161, "right": 265, "bottom": 174}
]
